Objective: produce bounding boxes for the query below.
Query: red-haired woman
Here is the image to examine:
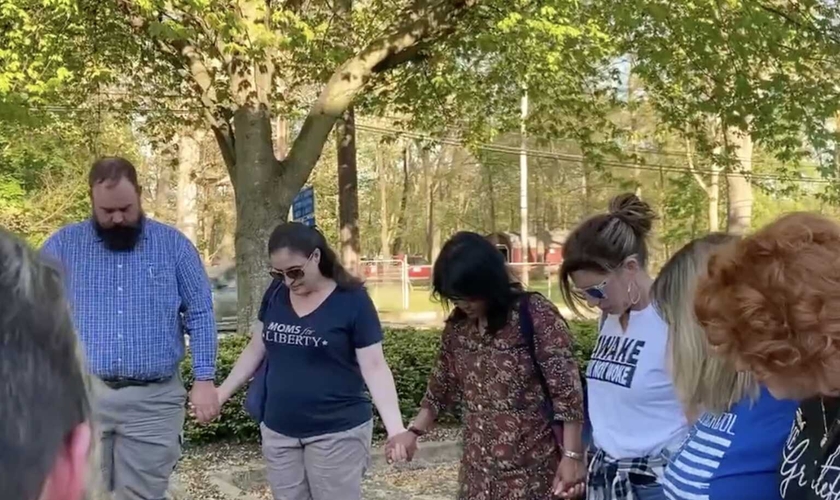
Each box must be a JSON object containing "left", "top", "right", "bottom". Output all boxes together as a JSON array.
[{"left": 695, "top": 212, "right": 840, "bottom": 500}]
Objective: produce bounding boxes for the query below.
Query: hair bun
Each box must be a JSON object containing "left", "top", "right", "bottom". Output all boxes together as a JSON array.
[{"left": 608, "top": 193, "right": 656, "bottom": 237}]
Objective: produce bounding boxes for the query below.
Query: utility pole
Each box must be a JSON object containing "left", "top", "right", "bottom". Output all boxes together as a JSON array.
[{"left": 520, "top": 90, "right": 530, "bottom": 287}]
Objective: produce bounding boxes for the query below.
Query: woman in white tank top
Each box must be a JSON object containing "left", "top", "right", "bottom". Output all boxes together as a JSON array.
[{"left": 559, "top": 193, "right": 688, "bottom": 500}]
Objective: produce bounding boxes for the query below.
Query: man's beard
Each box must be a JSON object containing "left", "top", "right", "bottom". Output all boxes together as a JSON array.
[{"left": 93, "top": 214, "right": 144, "bottom": 252}]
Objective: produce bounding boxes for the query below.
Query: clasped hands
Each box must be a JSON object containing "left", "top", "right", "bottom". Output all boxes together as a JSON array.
[
  {"left": 386, "top": 429, "right": 585, "bottom": 500},
  {"left": 385, "top": 429, "right": 419, "bottom": 464},
  {"left": 189, "top": 380, "right": 222, "bottom": 423}
]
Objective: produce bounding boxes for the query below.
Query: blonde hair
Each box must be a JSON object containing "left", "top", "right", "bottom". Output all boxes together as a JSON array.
[{"left": 652, "top": 233, "right": 757, "bottom": 416}]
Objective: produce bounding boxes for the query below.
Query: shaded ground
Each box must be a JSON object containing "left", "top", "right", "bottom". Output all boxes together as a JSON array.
[
  {"left": 174, "top": 427, "right": 462, "bottom": 500},
  {"left": 249, "top": 461, "right": 460, "bottom": 500}
]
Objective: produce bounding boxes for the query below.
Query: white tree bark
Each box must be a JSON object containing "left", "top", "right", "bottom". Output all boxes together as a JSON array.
[{"left": 176, "top": 130, "right": 203, "bottom": 245}]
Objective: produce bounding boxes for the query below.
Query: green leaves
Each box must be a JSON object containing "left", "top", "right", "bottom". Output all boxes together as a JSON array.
[{"left": 602, "top": 0, "right": 840, "bottom": 167}]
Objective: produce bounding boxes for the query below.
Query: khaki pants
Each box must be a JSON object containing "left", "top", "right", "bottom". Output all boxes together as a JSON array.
[
  {"left": 261, "top": 420, "right": 373, "bottom": 500},
  {"left": 92, "top": 377, "right": 186, "bottom": 500}
]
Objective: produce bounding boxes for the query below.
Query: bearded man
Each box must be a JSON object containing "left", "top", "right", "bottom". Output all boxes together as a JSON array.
[{"left": 42, "top": 156, "right": 219, "bottom": 500}]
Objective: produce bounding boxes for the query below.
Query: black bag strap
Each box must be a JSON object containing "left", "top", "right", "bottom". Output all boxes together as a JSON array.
[
  {"left": 599, "top": 310, "right": 608, "bottom": 330},
  {"left": 519, "top": 293, "right": 557, "bottom": 423}
]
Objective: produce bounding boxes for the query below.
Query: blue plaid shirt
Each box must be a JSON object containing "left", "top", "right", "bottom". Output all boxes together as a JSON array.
[{"left": 42, "top": 219, "right": 217, "bottom": 381}]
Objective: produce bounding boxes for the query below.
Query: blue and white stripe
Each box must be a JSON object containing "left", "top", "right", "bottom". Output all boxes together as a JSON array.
[{"left": 663, "top": 427, "right": 732, "bottom": 500}]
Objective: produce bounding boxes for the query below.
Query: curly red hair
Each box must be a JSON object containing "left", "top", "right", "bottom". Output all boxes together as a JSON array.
[{"left": 695, "top": 212, "right": 840, "bottom": 381}]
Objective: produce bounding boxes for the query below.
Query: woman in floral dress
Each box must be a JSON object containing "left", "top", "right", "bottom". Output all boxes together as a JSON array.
[{"left": 387, "top": 231, "right": 586, "bottom": 500}]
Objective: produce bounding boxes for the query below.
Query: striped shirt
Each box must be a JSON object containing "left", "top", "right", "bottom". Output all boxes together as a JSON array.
[
  {"left": 41, "top": 219, "right": 217, "bottom": 381},
  {"left": 663, "top": 387, "right": 796, "bottom": 500}
]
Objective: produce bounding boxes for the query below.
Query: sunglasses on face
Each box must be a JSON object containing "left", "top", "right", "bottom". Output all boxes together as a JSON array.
[
  {"left": 573, "top": 279, "right": 608, "bottom": 301},
  {"left": 269, "top": 254, "right": 313, "bottom": 282}
]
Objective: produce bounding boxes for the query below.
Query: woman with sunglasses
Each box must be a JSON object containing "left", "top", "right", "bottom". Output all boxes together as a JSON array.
[
  {"left": 216, "top": 222, "right": 407, "bottom": 500},
  {"left": 559, "top": 193, "right": 687, "bottom": 500},
  {"left": 387, "top": 231, "right": 587, "bottom": 499}
]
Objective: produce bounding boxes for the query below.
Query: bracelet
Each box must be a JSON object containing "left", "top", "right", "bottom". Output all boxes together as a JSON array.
[
  {"left": 407, "top": 424, "right": 426, "bottom": 437},
  {"left": 562, "top": 449, "right": 585, "bottom": 461}
]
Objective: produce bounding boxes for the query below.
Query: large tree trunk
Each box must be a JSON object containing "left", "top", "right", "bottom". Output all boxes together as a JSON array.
[
  {"left": 230, "top": 107, "right": 288, "bottom": 334},
  {"left": 176, "top": 130, "right": 202, "bottom": 244},
  {"left": 391, "top": 144, "right": 411, "bottom": 256},
  {"left": 333, "top": 0, "right": 360, "bottom": 274},
  {"left": 145, "top": 0, "right": 484, "bottom": 332},
  {"left": 336, "top": 108, "right": 360, "bottom": 275},
  {"left": 726, "top": 128, "right": 753, "bottom": 235}
]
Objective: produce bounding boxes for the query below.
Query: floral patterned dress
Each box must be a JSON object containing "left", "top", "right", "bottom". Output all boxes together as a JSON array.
[{"left": 421, "top": 294, "right": 585, "bottom": 500}]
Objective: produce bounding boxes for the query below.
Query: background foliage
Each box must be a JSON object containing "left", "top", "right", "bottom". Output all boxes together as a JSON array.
[{"left": 180, "top": 320, "right": 599, "bottom": 444}]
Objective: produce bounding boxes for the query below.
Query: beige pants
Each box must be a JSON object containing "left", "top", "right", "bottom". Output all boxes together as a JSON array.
[
  {"left": 92, "top": 377, "right": 186, "bottom": 500},
  {"left": 261, "top": 420, "right": 373, "bottom": 500}
]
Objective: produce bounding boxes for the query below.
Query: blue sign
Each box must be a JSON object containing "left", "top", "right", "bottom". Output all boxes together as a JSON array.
[{"left": 292, "top": 186, "right": 316, "bottom": 227}]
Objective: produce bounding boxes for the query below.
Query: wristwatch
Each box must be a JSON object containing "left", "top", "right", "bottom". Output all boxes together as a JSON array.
[{"left": 407, "top": 424, "right": 426, "bottom": 437}]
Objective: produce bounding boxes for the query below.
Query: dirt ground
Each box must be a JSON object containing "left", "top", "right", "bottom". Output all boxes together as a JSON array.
[{"left": 174, "top": 429, "right": 462, "bottom": 500}]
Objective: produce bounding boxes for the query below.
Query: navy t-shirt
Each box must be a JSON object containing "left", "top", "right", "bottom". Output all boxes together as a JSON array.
[{"left": 258, "top": 282, "right": 383, "bottom": 438}]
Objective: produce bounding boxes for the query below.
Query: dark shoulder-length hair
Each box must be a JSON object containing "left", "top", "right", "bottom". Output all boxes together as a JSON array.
[
  {"left": 433, "top": 231, "right": 524, "bottom": 332},
  {"left": 267, "top": 222, "right": 362, "bottom": 290}
]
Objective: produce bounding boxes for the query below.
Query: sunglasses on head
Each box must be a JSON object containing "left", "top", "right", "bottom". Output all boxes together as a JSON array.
[
  {"left": 269, "top": 253, "right": 314, "bottom": 282},
  {"left": 573, "top": 279, "right": 608, "bottom": 301}
]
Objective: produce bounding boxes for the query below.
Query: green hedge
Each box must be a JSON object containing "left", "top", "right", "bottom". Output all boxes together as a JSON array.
[{"left": 181, "top": 320, "right": 598, "bottom": 444}]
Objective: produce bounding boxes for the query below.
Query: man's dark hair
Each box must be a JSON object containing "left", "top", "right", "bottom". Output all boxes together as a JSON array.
[
  {"left": 88, "top": 156, "right": 140, "bottom": 192},
  {"left": 0, "top": 229, "right": 90, "bottom": 500}
]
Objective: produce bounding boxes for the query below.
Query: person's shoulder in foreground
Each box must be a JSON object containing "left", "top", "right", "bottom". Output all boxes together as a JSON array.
[{"left": 0, "top": 228, "right": 92, "bottom": 500}]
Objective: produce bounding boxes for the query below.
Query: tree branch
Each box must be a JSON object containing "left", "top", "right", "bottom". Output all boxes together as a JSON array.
[
  {"left": 758, "top": 2, "right": 840, "bottom": 45},
  {"left": 282, "top": 0, "right": 479, "bottom": 187},
  {"left": 371, "top": 42, "right": 430, "bottom": 72},
  {"left": 113, "top": 0, "right": 237, "bottom": 172}
]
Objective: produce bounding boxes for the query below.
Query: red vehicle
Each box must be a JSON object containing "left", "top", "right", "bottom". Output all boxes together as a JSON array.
[{"left": 406, "top": 256, "right": 432, "bottom": 281}]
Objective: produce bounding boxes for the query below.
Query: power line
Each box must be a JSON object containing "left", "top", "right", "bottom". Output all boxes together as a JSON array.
[
  {"left": 372, "top": 113, "right": 792, "bottom": 164},
  {"left": 354, "top": 122, "right": 834, "bottom": 185},
  {"left": 11, "top": 102, "right": 835, "bottom": 185}
]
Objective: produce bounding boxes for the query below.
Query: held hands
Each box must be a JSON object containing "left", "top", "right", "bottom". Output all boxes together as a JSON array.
[
  {"left": 189, "top": 380, "right": 221, "bottom": 424},
  {"left": 552, "top": 454, "right": 586, "bottom": 499},
  {"left": 385, "top": 430, "right": 419, "bottom": 464}
]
